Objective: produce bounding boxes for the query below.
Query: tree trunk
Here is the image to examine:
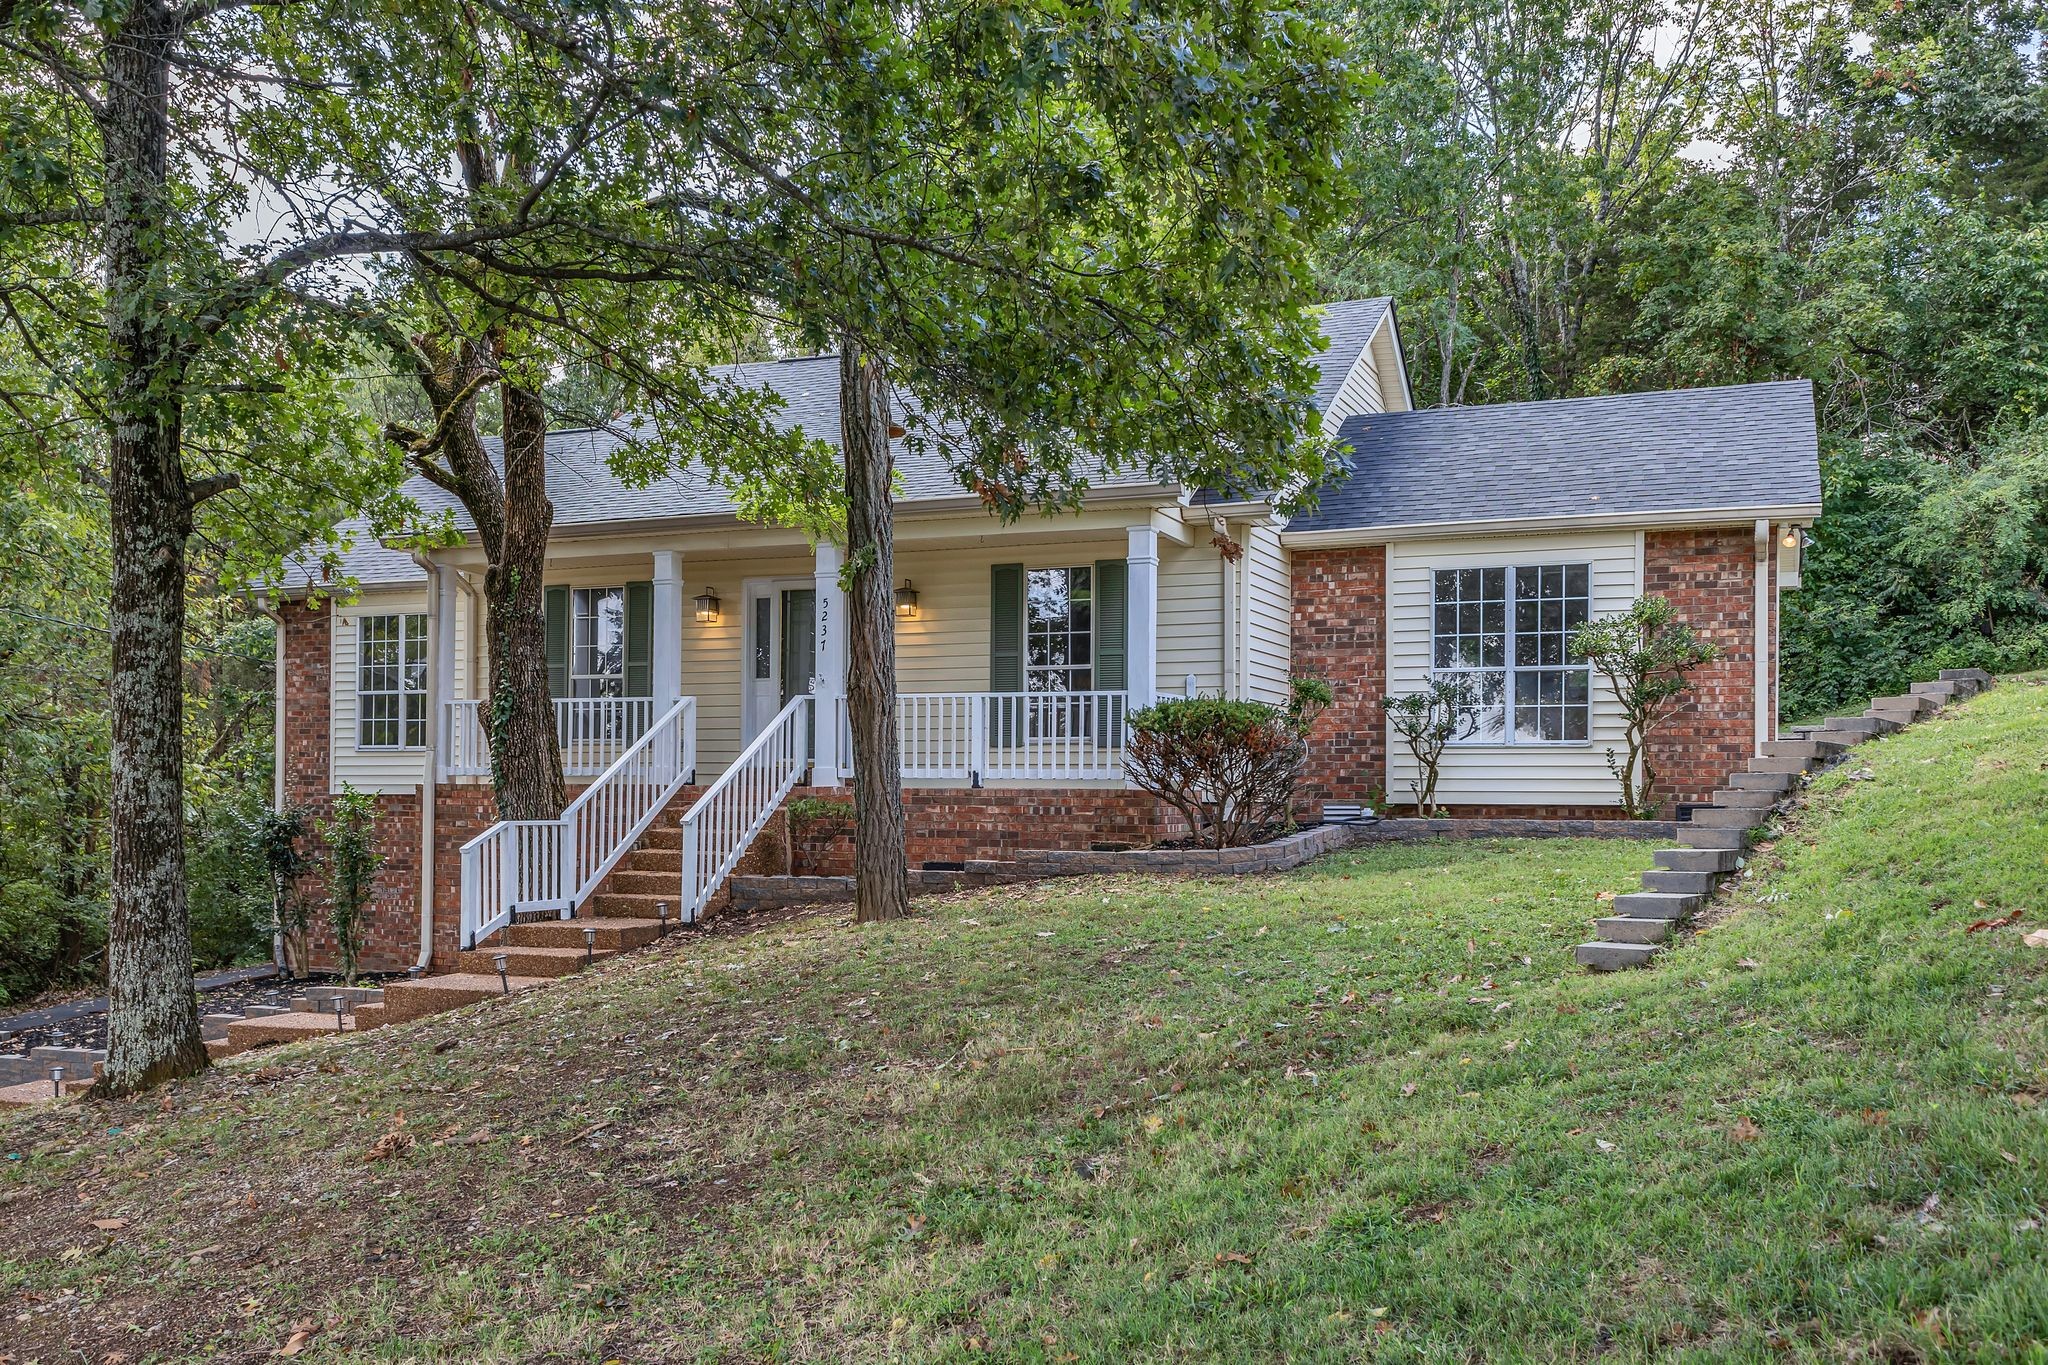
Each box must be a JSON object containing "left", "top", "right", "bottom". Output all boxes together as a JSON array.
[
  {"left": 96, "top": 0, "right": 208, "bottom": 1094},
  {"left": 839, "top": 334, "right": 908, "bottom": 923},
  {"left": 484, "top": 378, "right": 565, "bottom": 820}
]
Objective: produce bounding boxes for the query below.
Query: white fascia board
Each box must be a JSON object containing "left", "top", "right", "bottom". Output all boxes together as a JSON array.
[{"left": 1279, "top": 503, "right": 1824, "bottom": 548}]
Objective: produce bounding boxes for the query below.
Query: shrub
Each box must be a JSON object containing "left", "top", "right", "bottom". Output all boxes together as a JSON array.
[
  {"left": 1124, "top": 678, "right": 1331, "bottom": 849},
  {"left": 1382, "top": 676, "right": 1481, "bottom": 816},
  {"left": 1571, "top": 595, "right": 1721, "bottom": 817},
  {"left": 253, "top": 804, "right": 313, "bottom": 978},
  {"left": 318, "top": 785, "right": 383, "bottom": 985}
]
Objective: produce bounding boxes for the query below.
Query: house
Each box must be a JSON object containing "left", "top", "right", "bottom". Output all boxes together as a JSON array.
[{"left": 268, "top": 299, "right": 1821, "bottom": 972}]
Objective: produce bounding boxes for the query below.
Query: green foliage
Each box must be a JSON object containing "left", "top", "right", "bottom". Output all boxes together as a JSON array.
[
  {"left": 1126, "top": 680, "right": 1331, "bottom": 848},
  {"left": 1381, "top": 676, "right": 1479, "bottom": 816},
  {"left": 784, "top": 796, "right": 856, "bottom": 829},
  {"left": 319, "top": 785, "right": 384, "bottom": 987},
  {"left": 1571, "top": 595, "right": 1721, "bottom": 816}
]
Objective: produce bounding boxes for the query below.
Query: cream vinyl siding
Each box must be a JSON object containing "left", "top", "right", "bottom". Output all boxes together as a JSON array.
[
  {"left": 1157, "top": 539, "right": 1224, "bottom": 697},
  {"left": 333, "top": 589, "right": 442, "bottom": 794},
  {"left": 654, "top": 552, "right": 813, "bottom": 776},
  {"left": 1385, "top": 530, "right": 1640, "bottom": 807},
  {"left": 1370, "top": 321, "right": 1411, "bottom": 412},
  {"left": 1322, "top": 344, "right": 1386, "bottom": 427},
  {"left": 1242, "top": 522, "right": 1293, "bottom": 704}
]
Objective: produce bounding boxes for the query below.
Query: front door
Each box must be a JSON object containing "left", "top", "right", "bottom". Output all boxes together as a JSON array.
[{"left": 743, "top": 582, "right": 818, "bottom": 742}]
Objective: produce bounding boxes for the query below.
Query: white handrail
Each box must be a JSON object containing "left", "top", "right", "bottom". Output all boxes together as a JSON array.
[
  {"left": 679, "top": 694, "right": 813, "bottom": 921},
  {"left": 442, "top": 696, "right": 658, "bottom": 779},
  {"left": 457, "top": 696, "right": 696, "bottom": 950}
]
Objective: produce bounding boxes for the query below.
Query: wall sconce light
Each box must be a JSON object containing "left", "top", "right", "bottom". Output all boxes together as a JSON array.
[
  {"left": 1780, "top": 526, "right": 1802, "bottom": 550},
  {"left": 694, "top": 588, "right": 721, "bottom": 623},
  {"left": 894, "top": 580, "right": 919, "bottom": 618}
]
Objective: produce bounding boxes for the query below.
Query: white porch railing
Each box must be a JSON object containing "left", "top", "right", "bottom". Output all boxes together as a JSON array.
[
  {"left": 458, "top": 696, "right": 696, "bottom": 950},
  {"left": 679, "top": 694, "right": 814, "bottom": 921},
  {"left": 838, "top": 689, "right": 1135, "bottom": 784},
  {"left": 442, "top": 697, "right": 659, "bottom": 779}
]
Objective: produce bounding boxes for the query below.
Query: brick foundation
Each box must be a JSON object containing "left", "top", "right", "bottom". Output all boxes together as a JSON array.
[
  {"left": 790, "top": 786, "right": 1188, "bottom": 875},
  {"left": 1643, "top": 527, "right": 1776, "bottom": 811},
  {"left": 1291, "top": 546, "right": 1388, "bottom": 809}
]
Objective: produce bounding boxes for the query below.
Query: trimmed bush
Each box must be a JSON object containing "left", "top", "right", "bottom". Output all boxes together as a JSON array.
[{"left": 1125, "top": 678, "right": 1331, "bottom": 849}]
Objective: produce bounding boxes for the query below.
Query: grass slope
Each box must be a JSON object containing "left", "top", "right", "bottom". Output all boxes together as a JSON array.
[{"left": 4, "top": 684, "right": 2047, "bottom": 1362}]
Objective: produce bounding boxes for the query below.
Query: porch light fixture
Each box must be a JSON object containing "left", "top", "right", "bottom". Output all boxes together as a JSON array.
[
  {"left": 894, "top": 580, "right": 919, "bottom": 618},
  {"left": 1780, "top": 526, "right": 1802, "bottom": 550},
  {"left": 694, "top": 587, "right": 721, "bottom": 623}
]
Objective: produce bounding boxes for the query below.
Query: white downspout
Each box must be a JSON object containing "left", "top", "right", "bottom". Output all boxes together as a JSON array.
[
  {"left": 409, "top": 552, "right": 447, "bottom": 973},
  {"left": 1753, "top": 520, "right": 1771, "bottom": 754},
  {"left": 256, "top": 594, "right": 289, "bottom": 973}
]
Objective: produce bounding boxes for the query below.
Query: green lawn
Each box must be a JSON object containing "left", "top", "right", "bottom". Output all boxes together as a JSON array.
[{"left": 5, "top": 682, "right": 2048, "bottom": 1362}]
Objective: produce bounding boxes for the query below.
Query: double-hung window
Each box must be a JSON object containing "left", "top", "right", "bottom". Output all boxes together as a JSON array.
[
  {"left": 1430, "top": 564, "right": 1592, "bottom": 743},
  {"left": 1024, "top": 566, "right": 1094, "bottom": 739},
  {"left": 571, "top": 587, "right": 626, "bottom": 698},
  {"left": 357, "top": 613, "right": 427, "bottom": 749}
]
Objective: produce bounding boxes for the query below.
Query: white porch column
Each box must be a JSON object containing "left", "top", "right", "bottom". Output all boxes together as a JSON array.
[
  {"left": 651, "top": 549, "right": 684, "bottom": 712},
  {"left": 813, "top": 541, "right": 850, "bottom": 781},
  {"left": 1126, "top": 525, "right": 1160, "bottom": 709},
  {"left": 429, "top": 556, "right": 458, "bottom": 780}
]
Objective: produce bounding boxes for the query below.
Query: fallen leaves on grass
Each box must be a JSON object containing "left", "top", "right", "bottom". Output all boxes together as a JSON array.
[
  {"left": 276, "top": 1320, "right": 318, "bottom": 1356},
  {"left": 1729, "top": 1116, "right": 1763, "bottom": 1143},
  {"left": 2023, "top": 929, "right": 2048, "bottom": 948},
  {"left": 364, "top": 1112, "right": 412, "bottom": 1162},
  {"left": 88, "top": 1217, "right": 126, "bottom": 1231},
  {"left": 1213, "top": 1250, "right": 1254, "bottom": 1267},
  {"left": 1965, "top": 908, "right": 2024, "bottom": 933}
]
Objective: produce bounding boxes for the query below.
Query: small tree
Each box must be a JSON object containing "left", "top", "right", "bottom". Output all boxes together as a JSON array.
[
  {"left": 1382, "top": 677, "right": 1481, "bottom": 816},
  {"left": 319, "top": 786, "right": 384, "bottom": 986},
  {"left": 1571, "top": 596, "right": 1723, "bottom": 817},
  {"left": 1125, "top": 679, "right": 1332, "bottom": 849},
  {"left": 253, "top": 805, "right": 314, "bottom": 980}
]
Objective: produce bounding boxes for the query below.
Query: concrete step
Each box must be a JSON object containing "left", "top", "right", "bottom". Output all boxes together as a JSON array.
[
  {"left": 0, "top": 1077, "right": 91, "bottom": 1108},
  {"left": 1910, "top": 680, "right": 1959, "bottom": 701},
  {"left": 602, "top": 868, "right": 677, "bottom": 896},
  {"left": 1710, "top": 787, "right": 1779, "bottom": 810},
  {"left": 1575, "top": 941, "right": 1660, "bottom": 971},
  {"left": 1678, "top": 824, "right": 1749, "bottom": 851},
  {"left": 1595, "top": 916, "right": 1676, "bottom": 945},
  {"left": 1611, "top": 891, "right": 1701, "bottom": 920},
  {"left": 504, "top": 917, "right": 670, "bottom": 951},
  {"left": 1870, "top": 693, "right": 1936, "bottom": 717},
  {"left": 1641, "top": 868, "right": 1718, "bottom": 895},
  {"left": 1762, "top": 737, "right": 1848, "bottom": 759},
  {"left": 221, "top": 1010, "right": 355, "bottom": 1056},
  {"left": 350, "top": 1002, "right": 392, "bottom": 1032},
  {"left": 1654, "top": 847, "right": 1739, "bottom": 874},
  {"left": 1728, "top": 770, "right": 1797, "bottom": 793},
  {"left": 1826, "top": 715, "right": 1896, "bottom": 736},
  {"left": 1939, "top": 668, "right": 1992, "bottom": 686},
  {"left": 584, "top": 891, "right": 680, "bottom": 920},
  {"left": 378, "top": 972, "right": 549, "bottom": 1023},
  {"left": 1747, "top": 754, "right": 1816, "bottom": 775},
  {"left": 1690, "top": 805, "right": 1762, "bottom": 829},
  {"left": 456, "top": 945, "right": 611, "bottom": 979}
]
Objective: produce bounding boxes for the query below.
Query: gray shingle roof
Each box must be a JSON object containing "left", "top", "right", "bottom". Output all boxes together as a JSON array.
[
  {"left": 1286, "top": 380, "right": 1821, "bottom": 536},
  {"left": 281, "top": 307, "right": 1395, "bottom": 590}
]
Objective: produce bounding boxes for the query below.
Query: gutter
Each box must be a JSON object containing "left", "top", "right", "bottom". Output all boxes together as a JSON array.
[{"left": 1281, "top": 503, "right": 1824, "bottom": 548}]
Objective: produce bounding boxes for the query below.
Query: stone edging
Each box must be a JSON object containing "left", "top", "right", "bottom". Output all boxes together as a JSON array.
[{"left": 726, "top": 817, "right": 1676, "bottom": 912}]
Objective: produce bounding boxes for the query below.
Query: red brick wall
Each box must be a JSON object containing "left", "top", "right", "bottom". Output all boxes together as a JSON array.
[
  {"left": 791, "top": 786, "right": 1187, "bottom": 874},
  {"left": 1291, "top": 546, "right": 1388, "bottom": 809},
  {"left": 1643, "top": 527, "right": 1774, "bottom": 810}
]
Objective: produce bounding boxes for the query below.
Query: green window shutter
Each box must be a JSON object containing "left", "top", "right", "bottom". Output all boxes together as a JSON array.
[
  {"left": 544, "top": 585, "right": 570, "bottom": 698},
  {"left": 1093, "top": 559, "right": 1128, "bottom": 692},
  {"left": 989, "top": 564, "right": 1023, "bottom": 692},
  {"left": 623, "top": 580, "right": 653, "bottom": 697}
]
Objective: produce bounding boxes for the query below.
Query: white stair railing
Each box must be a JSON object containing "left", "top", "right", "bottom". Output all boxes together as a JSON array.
[
  {"left": 458, "top": 696, "right": 696, "bottom": 950},
  {"left": 679, "top": 694, "right": 813, "bottom": 921},
  {"left": 442, "top": 696, "right": 658, "bottom": 779}
]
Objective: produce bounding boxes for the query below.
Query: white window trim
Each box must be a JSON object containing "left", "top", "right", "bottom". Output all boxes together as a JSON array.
[
  {"left": 1430, "top": 562, "right": 1594, "bottom": 748},
  {"left": 570, "top": 585, "right": 626, "bottom": 699},
  {"left": 356, "top": 612, "right": 428, "bottom": 751}
]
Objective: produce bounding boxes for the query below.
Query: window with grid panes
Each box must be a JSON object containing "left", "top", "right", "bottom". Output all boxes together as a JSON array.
[
  {"left": 357, "top": 613, "right": 427, "bottom": 748},
  {"left": 1429, "top": 563, "right": 1591, "bottom": 743}
]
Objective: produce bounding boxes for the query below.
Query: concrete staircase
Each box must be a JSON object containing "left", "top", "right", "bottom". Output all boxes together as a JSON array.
[{"left": 1575, "top": 668, "right": 1993, "bottom": 970}]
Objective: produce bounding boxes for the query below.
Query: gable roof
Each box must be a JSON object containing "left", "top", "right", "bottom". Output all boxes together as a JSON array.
[
  {"left": 281, "top": 305, "right": 1396, "bottom": 590},
  {"left": 1284, "top": 380, "right": 1822, "bottom": 539}
]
